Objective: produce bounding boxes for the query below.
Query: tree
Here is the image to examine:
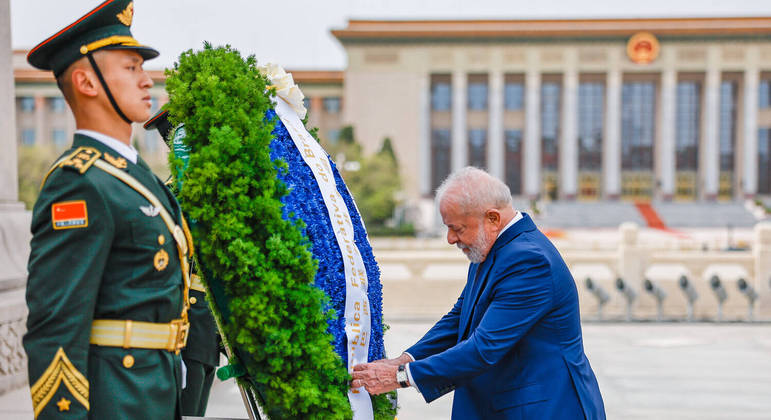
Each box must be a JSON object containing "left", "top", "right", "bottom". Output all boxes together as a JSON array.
[{"left": 334, "top": 130, "right": 402, "bottom": 228}]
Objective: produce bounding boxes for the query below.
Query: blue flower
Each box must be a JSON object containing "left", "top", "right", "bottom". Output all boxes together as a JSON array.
[{"left": 267, "top": 110, "right": 386, "bottom": 366}]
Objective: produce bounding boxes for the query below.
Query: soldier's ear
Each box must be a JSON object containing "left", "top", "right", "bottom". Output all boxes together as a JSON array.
[{"left": 71, "top": 67, "right": 99, "bottom": 98}]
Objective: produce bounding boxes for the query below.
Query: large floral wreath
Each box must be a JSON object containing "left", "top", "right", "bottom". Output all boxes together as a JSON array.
[{"left": 164, "top": 43, "right": 395, "bottom": 419}]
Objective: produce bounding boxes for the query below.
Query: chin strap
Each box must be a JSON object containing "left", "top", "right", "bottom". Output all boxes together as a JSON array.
[{"left": 86, "top": 53, "right": 132, "bottom": 125}]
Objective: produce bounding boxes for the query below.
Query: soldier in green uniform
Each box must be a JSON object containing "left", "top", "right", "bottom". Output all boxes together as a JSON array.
[
  {"left": 145, "top": 109, "right": 221, "bottom": 417},
  {"left": 23, "top": 1, "right": 192, "bottom": 418}
]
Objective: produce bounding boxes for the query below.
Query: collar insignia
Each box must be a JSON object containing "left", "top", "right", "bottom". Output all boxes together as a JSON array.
[
  {"left": 116, "top": 2, "right": 134, "bottom": 26},
  {"left": 140, "top": 205, "right": 161, "bottom": 217},
  {"left": 103, "top": 152, "right": 128, "bottom": 169}
]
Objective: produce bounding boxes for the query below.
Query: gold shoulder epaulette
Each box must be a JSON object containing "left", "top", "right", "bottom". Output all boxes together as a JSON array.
[
  {"left": 102, "top": 152, "right": 128, "bottom": 169},
  {"left": 61, "top": 146, "right": 101, "bottom": 174},
  {"left": 40, "top": 147, "right": 101, "bottom": 190}
]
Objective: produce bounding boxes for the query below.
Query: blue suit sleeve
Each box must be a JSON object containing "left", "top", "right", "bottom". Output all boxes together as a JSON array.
[
  {"left": 405, "top": 283, "right": 466, "bottom": 360},
  {"left": 409, "top": 250, "right": 553, "bottom": 402}
]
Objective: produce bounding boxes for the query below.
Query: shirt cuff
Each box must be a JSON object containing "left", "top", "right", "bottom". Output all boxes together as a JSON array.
[{"left": 404, "top": 363, "right": 420, "bottom": 392}]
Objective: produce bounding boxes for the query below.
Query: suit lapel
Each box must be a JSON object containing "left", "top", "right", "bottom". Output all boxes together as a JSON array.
[
  {"left": 458, "top": 254, "right": 495, "bottom": 340},
  {"left": 456, "top": 213, "right": 538, "bottom": 340}
]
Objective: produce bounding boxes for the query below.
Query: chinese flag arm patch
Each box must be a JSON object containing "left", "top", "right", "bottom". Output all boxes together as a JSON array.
[{"left": 51, "top": 201, "right": 88, "bottom": 230}]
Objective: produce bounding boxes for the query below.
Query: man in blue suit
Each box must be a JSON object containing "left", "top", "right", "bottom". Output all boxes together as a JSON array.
[{"left": 352, "top": 167, "right": 605, "bottom": 419}]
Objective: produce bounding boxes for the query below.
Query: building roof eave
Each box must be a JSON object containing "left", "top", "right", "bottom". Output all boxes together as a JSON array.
[{"left": 331, "top": 17, "right": 771, "bottom": 43}]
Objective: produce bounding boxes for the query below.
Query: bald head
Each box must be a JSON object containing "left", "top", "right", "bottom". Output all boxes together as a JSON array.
[{"left": 436, "top": 167, "right": 513, "bottom": 216}]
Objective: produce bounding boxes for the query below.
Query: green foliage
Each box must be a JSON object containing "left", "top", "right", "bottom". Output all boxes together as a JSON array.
[
  {"left": 164, "top": 43, "right": 354, "bottom": 419},
  {"left": 17, "top": 145, "right": 60, "bottom": 210},
  {"left": 321, "top": 127, "right": 403, "bottom": 230}
]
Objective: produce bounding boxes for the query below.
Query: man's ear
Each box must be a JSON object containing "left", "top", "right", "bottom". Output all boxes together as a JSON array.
[
  {"left": 486, "top": 209, "right": 501, "bottom": 226},
  {"left": 71, "top": 67, "right": 99, "bottom": 98}
]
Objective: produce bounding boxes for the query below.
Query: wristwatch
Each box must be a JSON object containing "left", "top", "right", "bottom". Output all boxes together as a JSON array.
[{"left": 396, "top": 364, "right": 409, "bottom": 388}]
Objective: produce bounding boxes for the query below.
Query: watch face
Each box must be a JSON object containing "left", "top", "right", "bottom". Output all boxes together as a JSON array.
[{"left": 396, "top": 365, "right": 409, "bottom": 386}]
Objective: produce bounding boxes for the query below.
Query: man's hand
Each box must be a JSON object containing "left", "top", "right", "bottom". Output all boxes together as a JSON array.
[
  {"left": 351, "top": 362, "right": 401, "bottom": 395},
  {"left": 370, "top": 352, "right": 413, "bottom": 367}
]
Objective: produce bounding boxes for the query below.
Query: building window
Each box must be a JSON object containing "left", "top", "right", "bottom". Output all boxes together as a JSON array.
[
  {"left": 621, "top": 81, "right": 655, "bottom": 170},
  {"left": 504, "top": 81, "right": 524, "bottom": 111},
  {"left": 578, "top": 82, "right": 604, "bottom": 171},
  {"left": 719, "top": 80, "right": 738, "bottom": 199},
  {"left": 323, "top": 97, "right": 341, "bottom": 114},
  {"left": 759, "top": 128, "right": 771, "bottom": 195},
  {"left": 150, "top": 97, "right": 159, "bottom": 112},
  {"left": 467, "top": 75, "right": 488, "bottom": 111},
  {"left": 541, "top": 81, "right": 561, "bottom": 171},
  {"left": 20, "top": 97, "right": 35, "bottom": 113},
  {"left": 303, "top": 97, "right": 311, "bottom": 111},
  {"left": 21, "top": 129, "right": 35, "bottom": 145},
  {"left": 541, "top": 81, "right": 561, "bottom": 200},
  {"left": 760, "top": 79, "right": 771, "bottom": 109},
  {"left": 675, "top": 81, "right": 701, "bottom": 171},
  {"left": 49, "top": 97, "right": 66, "bottom": 113},
  {"left": 431, "top": 75, "right": 451, "bottom": 111},
  {"left": 468, "top": 129, "right": 487, "bottom": 169},
  {"left": 52, "top": 129, "right": 67, "bottom": 147},
  {"left": 431, "top": 129, "right": 452, "bottom": 192},
  {"left": 505, "top": 130, "right": 523, "bottom": 195}
]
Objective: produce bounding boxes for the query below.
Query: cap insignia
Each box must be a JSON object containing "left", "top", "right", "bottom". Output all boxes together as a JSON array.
[{"left": 116, "top": 1, "right": 134, "bottom": 26}]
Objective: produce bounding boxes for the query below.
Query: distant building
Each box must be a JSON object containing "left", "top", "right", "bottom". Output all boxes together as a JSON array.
[
  {"left": 331, "top": 17, "right": 771, "bottom": 210},
  {"left": 11, "top": 50, "right": 345, "bottom": 160},
  {"left": 13, "top": 17, "right": 771, "bottom": 228}
]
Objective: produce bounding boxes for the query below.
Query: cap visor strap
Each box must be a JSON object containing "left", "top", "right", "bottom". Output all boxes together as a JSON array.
[{"left": 86, "top": 53, "right": 132, "bottom": 125}]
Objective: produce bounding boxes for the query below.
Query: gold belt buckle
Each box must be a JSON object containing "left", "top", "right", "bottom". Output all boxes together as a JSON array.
[{"left": 170, "top": 319, "right": 190, "bottom": 353}]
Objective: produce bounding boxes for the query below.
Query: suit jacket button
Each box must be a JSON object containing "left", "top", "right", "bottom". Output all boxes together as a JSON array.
[
  {"left": 189, "top": 296, "right": 197, "bottom": 305},
  {"left": 123, "top": 355, "right": 135, "bottom": 368}
]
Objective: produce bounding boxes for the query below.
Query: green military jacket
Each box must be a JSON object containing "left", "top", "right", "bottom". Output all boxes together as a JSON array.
[{"left": 24, "top": 134, "right": 190, "bottom": 419}]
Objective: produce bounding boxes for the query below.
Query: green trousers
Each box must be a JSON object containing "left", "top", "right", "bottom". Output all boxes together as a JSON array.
[{"left": 181, "top": 359, "right": 216, "bottom": 417}]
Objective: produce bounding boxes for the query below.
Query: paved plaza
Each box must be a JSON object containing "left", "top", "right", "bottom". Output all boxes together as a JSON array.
[{"left": 4, "top": 321, "right": 770, "bottom": 419}]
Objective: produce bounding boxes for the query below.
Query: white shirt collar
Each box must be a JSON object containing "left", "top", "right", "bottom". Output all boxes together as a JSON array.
[
  {"left": 75, "top": 129, "right": 138, "bottom": 164},
  {"left": 497, "top": 211, "right": 523, "bottom": 239}
]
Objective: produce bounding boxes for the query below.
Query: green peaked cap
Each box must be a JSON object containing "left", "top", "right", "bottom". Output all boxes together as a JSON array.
[{"left": 27, "top": 0, "right": 159, "bottom": 77}]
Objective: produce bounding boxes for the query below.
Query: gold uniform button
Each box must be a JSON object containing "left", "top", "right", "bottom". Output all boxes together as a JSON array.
[
  {"left": 122, "top": 355, "right": 135, "bottom": 368},
  {"left": 189, "top": 297, "right": 197, "bottom": 305},
  {"left": 158, "top": 234, "right": 166, "bottom": 245}
]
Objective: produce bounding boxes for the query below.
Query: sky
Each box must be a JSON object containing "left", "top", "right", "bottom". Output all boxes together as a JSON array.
[{"left": 10, "top": 0, "right": 771, "bottom": 71}]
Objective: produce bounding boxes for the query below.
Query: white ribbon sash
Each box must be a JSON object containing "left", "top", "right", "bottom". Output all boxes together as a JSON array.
[{"left": 273, "top": 98, "right": 374, "bottom": 420}]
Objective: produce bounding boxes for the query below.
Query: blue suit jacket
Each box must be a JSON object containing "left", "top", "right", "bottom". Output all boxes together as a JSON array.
[{"left": 406, "top": 213, "right": 605, "bottom": 419}]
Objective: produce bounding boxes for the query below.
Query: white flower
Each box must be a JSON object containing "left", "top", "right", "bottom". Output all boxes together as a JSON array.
[{"left": 259, "top": 63, "right": 307, "bottom": 120}]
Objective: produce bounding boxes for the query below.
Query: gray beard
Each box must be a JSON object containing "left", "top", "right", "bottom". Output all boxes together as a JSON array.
[{"left": 457, "top": 228, "right": 491, "bottom": 263}]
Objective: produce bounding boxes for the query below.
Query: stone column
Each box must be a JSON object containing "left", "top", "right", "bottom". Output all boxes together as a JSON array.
[
  {"left": 418, "top": 73, "right": 432, "bottom": 196},
  {"left": 560, "top": 50, "right": 578, "bottom": 199},
  {"left": 0, "top": 0, "right": 32, "bottom": 396},
  {"left": 488, "top": 70, "right": 505, "bottom": 181},
  {"left": 604, "top": 49, "right": 622, "bottom": 199},
  {"left": 754, "top": 222, "right": 771, "bottom": 296},
  {"left": 703, "top": 46, "right": 721, "bottom": 200},
  {"left": 524, "top": 49, "right": 541, "bottom": 199},
  {"left": 659, "top": 64, "right": 677, "bottom": 200},
  {"left": 618, "top": 222, "right": 646, "bottom": 291},
  {"left": 451, "top": 70, "right": 467, "bottom": 172},
  {"left": 743, "top": 47, "right": 759, "bottom": 198}
]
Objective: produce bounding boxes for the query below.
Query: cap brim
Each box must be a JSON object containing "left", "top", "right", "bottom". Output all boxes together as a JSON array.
[{"left": 104, "top": 44, "right": 159, "bottom": 61}]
